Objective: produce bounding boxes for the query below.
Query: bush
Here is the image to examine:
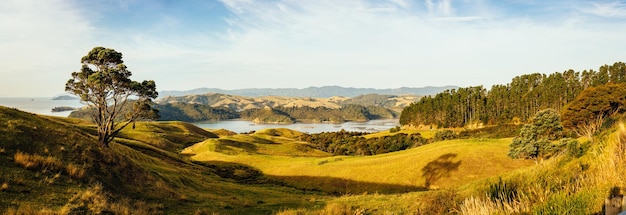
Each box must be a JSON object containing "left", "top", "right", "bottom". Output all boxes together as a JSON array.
[
  {"left": 389, "top": 126, "right": 401, "bottom": 133},
  {"left": 563, "top": 138, "right": 587, "bottom": 158},
  {"left": 434, "top": 130, "right": 457, "bottom": 141}
]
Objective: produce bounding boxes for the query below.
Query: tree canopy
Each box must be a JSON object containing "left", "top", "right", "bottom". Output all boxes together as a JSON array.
[
  {"left": 561, "top": 83, "right": 626, "bottom": 139},
  {"left": 400, "top": 62, "right": 626, "bottom": 128},
  {"left": 65, "top": 47, "right": 158, "bottom": 147},
  {"left": 508, "top": 109, "right": 563, "bottom": 161}
]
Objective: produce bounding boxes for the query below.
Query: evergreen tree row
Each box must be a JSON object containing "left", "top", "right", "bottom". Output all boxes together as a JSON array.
[{"left": 400, "top": 62, "right": 626, "bottom": 128}]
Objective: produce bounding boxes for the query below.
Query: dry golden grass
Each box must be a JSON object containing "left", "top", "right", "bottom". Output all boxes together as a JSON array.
[
  {"left": 13, "top": 151, "right": 62, "bottom": 171},
  {"left": 13, "top": 151, "right": 85, "bottom": 180},
  {"left": 65, "top": 163, "right": 85, "bottom": 179}
]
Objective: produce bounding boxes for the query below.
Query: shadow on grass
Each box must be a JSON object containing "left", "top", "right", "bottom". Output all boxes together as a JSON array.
[
  {"left": 421, "top": 153, "right": 461, "bottom": 188},
  {"left": 269, "top": 175, "right": 427, "bottom": 195},
  {"left": 217, "top": 139, "right": 259, "bottom": 154}
]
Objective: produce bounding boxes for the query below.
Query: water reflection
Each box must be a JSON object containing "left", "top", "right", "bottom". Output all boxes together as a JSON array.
[{"left": 192, "top": 119, "right": 399, "bottom": 134}]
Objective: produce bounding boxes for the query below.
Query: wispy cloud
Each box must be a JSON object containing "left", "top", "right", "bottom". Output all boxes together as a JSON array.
[
  {"left": 2, "top": 0, "right": 626, "bottom": 96},
  {"left": 586, "top": 1, "right": 626, "bottom": 18}
]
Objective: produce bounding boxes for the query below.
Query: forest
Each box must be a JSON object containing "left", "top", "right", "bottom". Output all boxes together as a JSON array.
[
  {"left": 400, "top": 62, "right": 626, "bottom": 128},
  {"left": 240, "top": 104, "right": 396, "bottom": 123}
]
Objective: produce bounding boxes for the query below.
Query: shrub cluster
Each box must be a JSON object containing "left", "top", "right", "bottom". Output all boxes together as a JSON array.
[{"left": 299, "top": 129, "right": 429, "bottom": 156}]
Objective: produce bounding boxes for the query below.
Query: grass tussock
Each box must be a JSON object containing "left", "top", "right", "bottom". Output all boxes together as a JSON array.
[
  {"left": 13, "top": 151, "right": 85, "bottom": 179},
  {"left": 14, "top": 151, "right": 62, "bottom": 170}
]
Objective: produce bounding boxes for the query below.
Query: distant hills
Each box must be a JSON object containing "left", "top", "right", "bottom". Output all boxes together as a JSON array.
[
  {"left": 156, "top": 93, "right": 420, "bottom": 112},
  {"left": 151, "top": 93, "right": 421, "bottom": 123},
  {"left": 158, "top": 86, "right": 458, "bottom": 98}
]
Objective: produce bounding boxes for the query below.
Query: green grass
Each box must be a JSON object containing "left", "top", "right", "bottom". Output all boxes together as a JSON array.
[
  {"left": 188, "top": 136, "right": 534, "bottom": 194},
  {"left": 5, "top": 104, "right": 625, "bottom": 214},
  {"left": 0, "top": 106, "right": 324, "bottom": 214}
]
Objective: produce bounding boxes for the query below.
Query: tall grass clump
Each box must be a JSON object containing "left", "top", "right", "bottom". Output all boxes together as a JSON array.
[
  {"left": 13, "top": 151, "right": 85, "bottom": 179},
  {"left": 13, "top": 151, "right": 62, "bottom": 171}
]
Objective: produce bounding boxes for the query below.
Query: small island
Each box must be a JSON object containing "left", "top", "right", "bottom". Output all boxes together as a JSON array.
[
  {"left": 51, "top": 106, "right": 76, "bottom": 112},
  {"left": 52, "top": 95, "right": 79, "bottom": 100}
]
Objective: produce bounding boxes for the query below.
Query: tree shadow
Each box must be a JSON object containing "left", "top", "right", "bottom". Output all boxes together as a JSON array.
[
  {"left": 421, "top": 153, "right": 461, "bottom": 188},
  {"left": 193, "top": 161, "right": 426, "bottom": 195}
]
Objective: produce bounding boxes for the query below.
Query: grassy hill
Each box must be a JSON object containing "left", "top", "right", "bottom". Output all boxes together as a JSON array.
[
  {"left": 0, "top": 106, "right": 324, "bottom": 214},
  {"left": 5, "top": 104, "right": 626, "bottom": 214},
  {"left": 185, "top": 132, "right": 535, "bottom": 194}
]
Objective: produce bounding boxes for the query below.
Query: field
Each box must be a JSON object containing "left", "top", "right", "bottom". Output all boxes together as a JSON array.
[
  {"left": 187, "top": 132, "right": 534, "bottom": 194},
  {"left": 1, "top": 105, "right": 625, "bottom": 214}
]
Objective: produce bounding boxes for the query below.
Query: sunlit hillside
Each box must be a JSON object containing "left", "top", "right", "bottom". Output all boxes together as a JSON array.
[
  {"left": 185, "top": 132, "right": 535, "bottom": 194},
  {"left": 0, "top": 106, "right": 324, "bottom": 214}
]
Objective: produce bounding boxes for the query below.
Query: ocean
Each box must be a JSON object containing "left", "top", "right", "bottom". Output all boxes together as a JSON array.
[
  {"left": 0, "top": 97, "right": 399, "bottom": 133},
  {"left": 0, "top": 97, "right": 84, "bottom": 117}
]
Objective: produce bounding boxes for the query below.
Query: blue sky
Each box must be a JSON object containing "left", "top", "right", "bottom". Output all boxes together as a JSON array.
[{"left": 1, "top": 0, "right": 625, "bottom": 97}]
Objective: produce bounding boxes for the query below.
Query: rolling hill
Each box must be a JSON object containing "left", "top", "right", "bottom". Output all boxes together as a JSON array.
[
  {"left": 156, "top": 93, "right": 420, "bottom": 112},
  {"left": 159, "top": 85, "right": 457, "bottom": 98},
  {"left": 4, "top": 103, "right": 626, "bottom": 214},
  {"left": 0, "top": 106, "right": 324, "bottom": 214},
  {"left": 184, "top": 131, "right": 535, "bottom": 195}
]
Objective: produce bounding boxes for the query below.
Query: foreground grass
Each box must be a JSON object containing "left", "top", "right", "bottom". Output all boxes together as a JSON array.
[{"left": 0, "top": 107, "right": 324, "bottom": 214}]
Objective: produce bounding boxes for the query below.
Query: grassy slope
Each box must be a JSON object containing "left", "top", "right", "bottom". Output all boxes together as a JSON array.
[
  {"left": 187, "top": 133, "right": 535, "bottom": 194},
  {"left": 303, "top": 124, "right": 626, "bottom": 214},
  {"left": 7, "top": 103, "right": 615, "bottom": 214},
  {"left": 0, "top": 107, "right": 323, "bottom": 214}
]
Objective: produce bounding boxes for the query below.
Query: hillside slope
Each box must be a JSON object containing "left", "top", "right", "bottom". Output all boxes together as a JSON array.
[
  {"left": 0, "top": 106, "right": 323, "bottom": 214},
  {"left": 186, "top": 133, "right": 535, "bottom": 194}
]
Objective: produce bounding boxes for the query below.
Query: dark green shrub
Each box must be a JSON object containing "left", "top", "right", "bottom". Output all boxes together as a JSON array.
[
  {"left": 564, "top": 138, "right": 588, "bottom": 158},
  {"left": 434, "top": 130, "right": 457, "bottom": 141}
]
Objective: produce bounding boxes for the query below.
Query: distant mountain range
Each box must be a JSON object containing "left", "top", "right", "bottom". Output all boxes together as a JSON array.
[{"left": 158, "top": 86, "right": 458, "bottom": 98}]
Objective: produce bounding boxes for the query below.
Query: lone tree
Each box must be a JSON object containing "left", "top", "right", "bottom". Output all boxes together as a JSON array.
[
  {"left": 66, "top": 47, "right": 158, "bottom": 147},
  {"left": 508, "top": 109, "right": 563, "bottom": 162}
]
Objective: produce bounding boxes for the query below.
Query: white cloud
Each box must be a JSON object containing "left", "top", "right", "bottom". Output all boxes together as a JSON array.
[
  {"left": 0, "top": 0, "right": 95, "bottom": 96},
  {"left": 586, "top": 1, "right": 626, "bottom": 17},
  {"left": 203, "top": 0, "right": 626, "bottom": 89},
  {"left": 2, "top": 0, "right": 626, "bottom": 96}
]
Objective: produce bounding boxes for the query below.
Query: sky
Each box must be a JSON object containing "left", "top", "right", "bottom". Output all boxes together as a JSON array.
[{"left": 1, "top": 0, "right": 626, "bottom": 97}]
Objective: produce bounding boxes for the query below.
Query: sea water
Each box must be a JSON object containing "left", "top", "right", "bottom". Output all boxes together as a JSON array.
[
  {"left": 0, "top": 97, "right": 83, "bottom": 117},
  {"left": 0, "top": 97, "right": 399, "bottom": 133}
]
